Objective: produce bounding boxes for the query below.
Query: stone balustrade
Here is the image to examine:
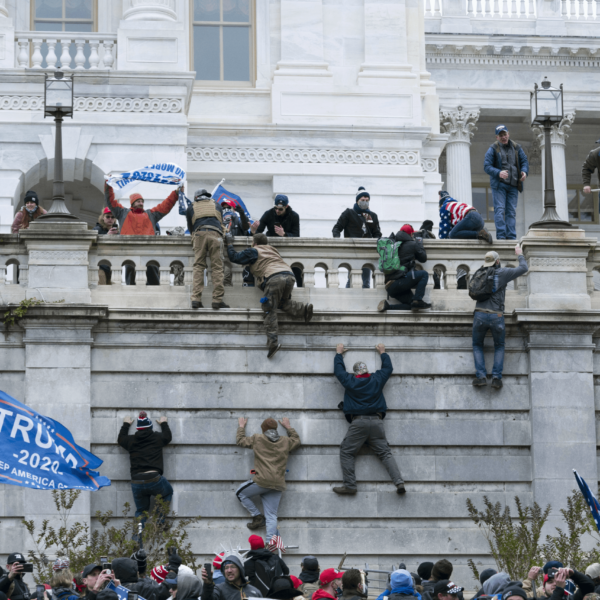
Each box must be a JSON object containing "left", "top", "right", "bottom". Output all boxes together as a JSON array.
[{"left": 15, "top": 32, "right": 117, "bottom": 70}]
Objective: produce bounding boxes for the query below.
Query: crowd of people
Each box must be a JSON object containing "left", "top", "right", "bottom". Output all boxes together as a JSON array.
[{"left": 4, "top": 547, "right": 600, "bottom": 600}]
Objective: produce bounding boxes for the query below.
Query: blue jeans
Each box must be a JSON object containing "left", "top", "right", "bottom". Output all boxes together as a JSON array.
[
  {"left": 131, "top": 475, "right": 173, "bottom": 525},
  {"left": 491, "top": 184, "right": 519, "bottom": 240},
  {"left": 449, "top": 211, "right": 485, "bottom": 239},
  {"left": 472, "top": 312, "right": 506, "bottom": 379},
  {"left": 345, "top": 267, "right": 371, "bottom": 288},
  {"left": 387, "top": 270, "right": 429, "bottom": 308}
]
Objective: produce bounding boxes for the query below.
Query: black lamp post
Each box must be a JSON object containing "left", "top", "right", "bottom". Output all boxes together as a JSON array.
[
  {"left": 38, "top": 70, "right": 79, "bottom": 221},
  {"left": 529, "top": 77, "right": 572, "bottom": 229}
]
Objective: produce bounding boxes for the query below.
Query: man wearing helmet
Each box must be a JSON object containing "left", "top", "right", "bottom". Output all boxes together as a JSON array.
[{"left": 332, "top": 343, "right": 405, "bottom": 496}]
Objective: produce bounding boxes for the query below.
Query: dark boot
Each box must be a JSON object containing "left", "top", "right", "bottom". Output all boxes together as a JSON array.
[
  {"left": 472, "top": 377, "right": 487, "bottom": 387},
  {"left": 378, "top": 300, "right": 390, "bottom": 312},
  {"left": 267, "top": 343, "right": 281, "bottom": 359},
  {"left": 396, "top": 483, "right": 407, "bottom": 495},
  {"left": 304, "top": 303, "right": 314, "bottom": 322},
  {"left": 332, "top": 486, "right": 357, "bottom": 495},
  {"left": 477, "top": 228, "right": 493, "bottom": 244},
  {"left": 246, "top": 514, "right": 266, "bottom": 530},
  {"left": 491, "top": 378, "right": 503, "bottom": 390},
  {"left": 212, "top": 302, "right": 230, "bottom": 309},
  {"left": 411, "top": 300, "right": 431, "bottom": 310},
  {"left": 191, "top": 301, "right": 203, "bottom": 309}
]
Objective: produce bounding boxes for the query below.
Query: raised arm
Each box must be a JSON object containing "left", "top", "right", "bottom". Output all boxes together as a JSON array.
[
  {"left": 236, "top": 417, "right": 255, "bottom": 449},
  {"left": 150, "top": 189, "right": 179, "bottom": 220}
]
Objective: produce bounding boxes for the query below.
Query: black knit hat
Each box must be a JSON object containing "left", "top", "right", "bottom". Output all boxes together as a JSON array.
[
  {"left": 356, "top": 187, "right": 370, "bottom": 202},
  {"left": 479, "top": 569, "right": 497, "bottom": 585},
  {"left": 503, "top": 588, "right": 527, "bottom": 600},
  {"left": 438, "top": 190, "right": 450, "bottom": 205},
  {"left": 418, "top": 562, "right": 434, "bottom": 581},
  {"left": 24, "top": 190, "right": 39, "bottom": 206}
]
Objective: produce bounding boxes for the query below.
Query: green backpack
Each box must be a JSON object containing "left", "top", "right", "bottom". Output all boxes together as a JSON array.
[{"left": 377, "top": 237, "right": 404, "bottom": 275}]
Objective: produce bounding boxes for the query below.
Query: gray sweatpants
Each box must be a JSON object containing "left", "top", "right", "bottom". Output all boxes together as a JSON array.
[
  {"left": 236, "top": 480, "right": 282, "bottom": 539},
  {"left": 340, "top": 416, "right": 404, "bottom": 490}
]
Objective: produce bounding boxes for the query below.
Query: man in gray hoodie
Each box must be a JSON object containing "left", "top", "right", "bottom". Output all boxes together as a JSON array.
[
  {"left": 472, "top": 245, "right": 528, "bottom": 390},
  {"left": 201, "top": 555, "right": 262, "bottom": 600}
]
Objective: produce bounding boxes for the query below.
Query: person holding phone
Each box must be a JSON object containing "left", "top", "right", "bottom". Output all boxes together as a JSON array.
[
  {"left": 81, "top": 564, "right": 121, "bottom": 600},
  {"left": 0, "top": 553, "right": 32, "bottom": 600}
]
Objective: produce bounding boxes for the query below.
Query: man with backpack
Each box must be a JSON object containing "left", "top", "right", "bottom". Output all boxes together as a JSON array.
[
  {"left": 244, "top": 535, "right": 290, "bottom": 597},
  {"left": 470, "top": 245, "right": 528, "bottom": 389},
  {"left": 377, "top": 224, "right": 430, "bottom": 312}
]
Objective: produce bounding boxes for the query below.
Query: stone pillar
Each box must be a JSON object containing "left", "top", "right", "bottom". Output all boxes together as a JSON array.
[
  {"left": 532, "top": 111, "right": 575, "bottom": 224},
  {"left": 440, "top": 106, "right": 480, "bottom": 202},
  {"left": 0, "top": 0, "right": 8, "bottom": 18},
  {"left": 0, "top": 0, "right": 14, "bottom": 69},
  {"left": 122, "top": 0, "right": 176, "bottom": 21}
]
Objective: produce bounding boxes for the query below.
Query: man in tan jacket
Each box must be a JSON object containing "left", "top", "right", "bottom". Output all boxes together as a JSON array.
[
  {"left": 226, "top": 232, "right": 313, "bottom": 358},
  {"left": 235, "top": 417, "right": 301, "bottom": 549}
]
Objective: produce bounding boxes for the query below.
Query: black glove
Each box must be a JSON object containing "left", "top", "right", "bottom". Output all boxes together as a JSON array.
[
  {"left": 168, "top": 554, "right": 182, "bottom": 573},
  {"left": 131, "top": 549, "right": 147, "bottom": 574}
]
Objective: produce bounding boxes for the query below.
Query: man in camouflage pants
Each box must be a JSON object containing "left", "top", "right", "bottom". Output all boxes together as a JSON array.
[{"left": 225, "top": 233, "right": 313, "bottom": 358}]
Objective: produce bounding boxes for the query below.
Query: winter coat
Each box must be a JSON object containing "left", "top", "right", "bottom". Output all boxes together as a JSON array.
[
  {"left": 112, "top": 558, "right": 159, "bottom": 600},
  {"left": 384, "top": 230, "right": 427, "bottom": 283},
  {"left": 236, "top": 427, "right": 301, "bottom": 491},
  {"left": 12, "top": 206, "right": 48, "bottom": 233},
  {"left": 420, "top": 581, "right": 434, "bottom": 600},
  {"left": 582, "top": 146, "right": 600, "bottom": 187},
  {"left": 201, "top": 556, "right": 262, "bottom": 600},
  {"left": 298, "top": 582, "right": 319, "bottom": 600},
  {"left": 482, "top": 573, "right": 511, "bottom": 596},
  {"left": 312, "top": 591, "right": 336, "bottom": 600},
  {"left": 475, "top": 255, "right": 528, "bottom": 314},
  {"left": 332, "top": 205, "right": 381, "bottom": 239},
  {"left": 484, "top": 140, "right": 529, "bottom": 192},
  {"left": 51, "top": 587, "right": 79, "bottom": 600},
  {"left": 334, "top": 353, "right": 392, "bottom": 423},
  {"left": 521, "top": 579, "right": 545, "bottom": 598},
  {"left": 255, "top": 206, "right": 300, "bottom": 238},
  {"left": 105, "top": 184, "right": 178, "bottom": 236},
  {"left": 548, "top": 571, "right": 594, "bottom": 600},
  {"left": 176, "top": 574, "right": 203, "bottom": 600},
  {"left": 223, "top": 208, "right": 250, "bottom": 237},
  {"left": 117, "top": 422, "right": 172, "bottom": 477},
  {"left": 0, "top": 574, "right": 30, "bottom": 600},
  {"left": 244, "top": 550, "right": 289, "bottom": 589},
  {"left": 341, "top": 588, "right": 368, "bottom": 600}
]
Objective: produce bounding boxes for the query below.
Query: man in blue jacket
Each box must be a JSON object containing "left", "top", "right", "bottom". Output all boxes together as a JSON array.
[
  {"left": 332, "top": 343, "right": 405, "bottom": 496},
  {"left": 483, "top": 125, "right": 529, "bottom": 241}
]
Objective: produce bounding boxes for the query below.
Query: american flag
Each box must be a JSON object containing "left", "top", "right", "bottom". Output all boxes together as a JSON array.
[
  {"left": 439, "top": 197, "right": 475, "bottom": 239},
  {"left": 574, "top": 469, "right": 600, "bottom": 533},
  {"left": 268, "top": 535, "right": 286, "bottom": 553}
]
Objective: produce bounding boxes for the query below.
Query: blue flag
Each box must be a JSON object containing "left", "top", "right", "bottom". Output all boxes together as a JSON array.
[
  {"left": 574, "top": 469, "right": 600, "bottom": 532},
  {"left": 212, "top": 185, "right": 253, "bottom": 223},
  {"left": 0, "top": 390, "right": 111, "bottom": 491},
  {"left": 106, "top": 581, "right": 145, "bottom": 600}
]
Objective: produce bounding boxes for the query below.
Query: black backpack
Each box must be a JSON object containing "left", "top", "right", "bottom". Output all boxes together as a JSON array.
[
  {"left": 469, "top": 266, "right": 496, "bottom": 301},
  {"left": 252, "top": 555, "right": 284, "bottom": 596}
]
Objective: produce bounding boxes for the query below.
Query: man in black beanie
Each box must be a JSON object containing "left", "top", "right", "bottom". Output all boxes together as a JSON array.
[
  {"left": 418, "top": 563, "right": 434, "bottom": 584},
  {"left": 298, "top": 557, "right": 320, "bottom": 599}
]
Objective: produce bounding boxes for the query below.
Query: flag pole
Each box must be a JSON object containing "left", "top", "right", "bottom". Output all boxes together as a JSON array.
[{"left": 212, "top": 178, "right": 225, "bottom": 198}]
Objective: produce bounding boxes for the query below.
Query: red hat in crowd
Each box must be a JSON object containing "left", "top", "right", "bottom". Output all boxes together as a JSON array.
[
  {"left": 319, "top": 569, "right": 343, "bottom": 586},
  {"left": 213, "top": 552, "right": 225, "bottom": 569},
  {"left": 249, "top": 535, "right": 265, "bottom": 550},
  {"left": 400, "top": 224, "right": 414, "bottom": 235},
  {"left": 151, "top": 565, "right": 169, "bottom": 583},
  {"left": 289, "top": 576, "right": 302, "bottom": 589},
  {"left": 102, "top": 207, "right": 114, "bottom": 215},
  {"left": 129, "top": 193, "right": 143, "bottom": 206},
  {"left": 221, "top": 200, "right": 236, "bottom": 209}
]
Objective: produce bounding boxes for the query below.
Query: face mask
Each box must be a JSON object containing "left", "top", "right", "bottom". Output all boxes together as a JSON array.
[
  {"left": 358, "top": 200, "right": 369, "bottom": 210},
  {"left": 25, "top": 206, "right": 37, "bottom": 215}
]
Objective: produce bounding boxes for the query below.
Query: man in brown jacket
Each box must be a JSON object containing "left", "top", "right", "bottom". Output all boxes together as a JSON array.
[
  {"left": 583, "top": 140, "right": 600, "bottom": 196},
  {"left": 235, "top": 417, "right": 301, "bottom": 548},
  {"left": 226, "top": 232, "right": 313, "bottom": 358}
]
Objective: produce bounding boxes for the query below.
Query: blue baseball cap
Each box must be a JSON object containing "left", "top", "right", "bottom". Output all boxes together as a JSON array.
[
  {"left": 495, "top": 125, "right": 509, "bottom": 135},
  {"left": 274, "top": 194, "right": 289, "bottom": 206}
]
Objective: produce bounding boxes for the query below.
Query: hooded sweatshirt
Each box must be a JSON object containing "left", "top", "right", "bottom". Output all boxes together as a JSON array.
[
  {"left": 375, "top": 570, "right": 420, "bottom": 600},
  {"left": 313, "top": 590, "right": 337, "bottom": 600},
  {"left": 483, "top": 573, "right": 511, "bottom": 597},
  {"left": 201, "top": 555, "right": 262, "bottom": 600},
  {"left": 118, "top": 421, "right": 172, "bottom": 477},
  {"left": 177, "top": 574, "right": 203, "bottom": 600},
  {"left": 111, "top": 558, "right": 159, "bottom": 600}
]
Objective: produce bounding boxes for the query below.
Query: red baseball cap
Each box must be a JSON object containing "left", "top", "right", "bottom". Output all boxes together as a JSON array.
[
  {"left": 221, "top": 199, "right": 236, "bottom": 208},
  {"left": 213, "top": 552, "right": 224, "bottom": 569},
  {"left": 102, "top": 207, "right": 114, "bottom": 215},
  {"left": 320, "top": 568, "right": 343, "bottom": 585},
  {"left": 290, "top": 576, "right": 302, "bottom": 589},
  {"left": 400, "top": 224, "right": 414, "bottom": 235}
]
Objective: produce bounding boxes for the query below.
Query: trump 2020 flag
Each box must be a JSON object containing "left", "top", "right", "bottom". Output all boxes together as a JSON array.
[
  {"left": 106, "top": 163, "right": 186, "bottom": 198},
  {"left": 212, "top": 184, "right": 252, "bottom": 223},
  {"left": 0, "top": 391, "right": 111, "bottom": 491},
  {"left": 106, "top": 581, "right": 145, "bottom": 600},
  {"left": 574, "top": 469, "right": 600, "bottom": 532}
]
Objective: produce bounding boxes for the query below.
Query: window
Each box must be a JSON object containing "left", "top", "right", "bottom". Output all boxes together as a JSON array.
[
  {"left": 32, "top": 0, "right": 96, "bottom": 69},
  {"left": 568, "top": 186, "right": 598, "bottom": 224},
  {"left": 471, "top": 186, "right": 494, "bottom": 222},
  {"left": 192, "top": 0, "right": 254, "bottom": 84}
]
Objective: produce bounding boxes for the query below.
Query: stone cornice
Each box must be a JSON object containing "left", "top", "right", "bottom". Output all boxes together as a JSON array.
[{"left": 0, "top": 96, "right": 184, "bottom": 113}]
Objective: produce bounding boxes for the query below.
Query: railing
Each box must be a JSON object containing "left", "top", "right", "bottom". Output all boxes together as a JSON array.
[
  {"left": 562, "top": 0, "right": 600, "bottom": 19},
  {"left": 466, "top": 0, "right": 537, "bottom": 18},
  {"left": 15, "top": 32, "right": 117, "bottom": 70},
  {"left": 424, "top": 0, "right": 442, "bottom": 17}
]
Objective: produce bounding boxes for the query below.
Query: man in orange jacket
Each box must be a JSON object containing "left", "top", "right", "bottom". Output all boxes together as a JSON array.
[{"left": 105, "top": 182, "right": 180, "bottom": 285}]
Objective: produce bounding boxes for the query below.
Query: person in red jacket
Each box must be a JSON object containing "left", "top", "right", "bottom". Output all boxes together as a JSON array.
[
  {"left": 104, "top": 182, "right": 180, "bottom": 284},
  {"left": 313, "top": 569, "right": 344, "bottom": 600}
]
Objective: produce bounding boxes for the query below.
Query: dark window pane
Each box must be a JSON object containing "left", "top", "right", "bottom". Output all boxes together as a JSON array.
[
  {"left": 472, "top": 188, "right": 487, "bottom": 216},
  {"left": 194, "top": 0, "right": 220, "bottom": 21},
  {"left": 223, "top": 0, "right": 250, "bottom": 22},
  {"left": 66, "top": 0, "right": 92, "bottom": 19},
  {"left": 36, "top": 0, "right": 62, "bottom": 19},
  {"left": 223, "top": 26, "right": 250, "bottom": 81},
  {"left": 569, "top": 211, "right": 579, "bottom": 221},
  {"left": 194, "top": 25, "right": 221, "bottom": 80}
]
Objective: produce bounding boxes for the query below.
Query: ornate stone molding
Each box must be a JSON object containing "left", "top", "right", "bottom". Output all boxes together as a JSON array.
[
  {"left": 421, "top": 158, "right": 438, "bottom": 172},
  {"left": 0, "top": 96, "right": 183, "bottom": 113},
  {"left": 439, "top": 106, "right": 480, "bottom": 144},
  {"left": 529, "top": 257, "right": 587, "bottom": 270},
  {"left": 123, "top": 0, "right": 177, "bottom": 21},
  {"left": 29, "top": 251, "right": 88, "bottom": 265},
  {"left": 532, "top": 111, "right": 576, "bottom": 147},
  {"left": 186, "top": 147, "right": 420, "bottom": 166}
]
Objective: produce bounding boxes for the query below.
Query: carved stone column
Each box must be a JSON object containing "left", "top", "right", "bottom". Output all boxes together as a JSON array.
[
  {"left": 532, "top": 111, "right": 576, "bottom": 223},
  {"left": 0, "top": 0, "right": 8, "bottom": 19},
  {"left": 122, "top": 0, "right": 176, "bottom": 21},
  {"left": 440, "top": 106, "right": 480, "bottom": 203}
]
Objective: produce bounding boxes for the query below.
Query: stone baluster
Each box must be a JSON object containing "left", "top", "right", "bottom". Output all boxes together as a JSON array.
[
  {"left": 136, "top": 266, "right": 147, "bottom": 285},
  {"left": 45, "top": 39, "right": 58, "bottom": 70},
  {"left": 350, "top": 269, "right": 363, "bottom": 288},
  {"left": 440, "top": 106, "right": 480, "bottom": 203},
  {"left": 374, "top": 271, "right": 385, "bottom": 289},
  {"left": 123, "top": 0, "right": 177, "bottom": 21},
  {"left": 17, "top": 40, "right": 29, "bottom": 68},
  {"left": 446, "top": 269, "right": 458, "bottom": 289},
  {"left": 74, "top": 40, "right": 86, "bottom": 69},
  {"left": 232, "top": 264, "right": 244, "bottom": 286},
  {"left": 303, "top": 268, "right": 315, "bottom": 288},
  {"left": 467, "top": 0, "right": 475, "bottom": 15},
  {"left": 113, "top": 266, "right": 124, "bottom": 285},
  {"left": 59, "top": 39, "right": 71, "bottom": 70},
  {"left": 103, "top": 41, "right": 115, "bottom": 70},
  {"left": 89, "top": 40, "right": 100, "bottom": 69},
  {"left": 159, "top": 266, "right": 170, "bottom": 285},
  {"left": 89, "top": 266, "right": 99, "bottom": 286},
  {"left": 327, "top": 269, "right": 340, "bottom": 289},
  {"left": 484, "top": 0, "right": 492, "bottom": 16},
  {"left": 532, "top": 111, "right": 576, "bottom": 223},
  {"left": 32, "top": 40, "right": 44, "bottom": 68},
  {"left": 184, "top": 267, "right": 193, "bottom": 286},
  {"left": 0, "top": 264, "right": 5, "bottom": 285}
]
